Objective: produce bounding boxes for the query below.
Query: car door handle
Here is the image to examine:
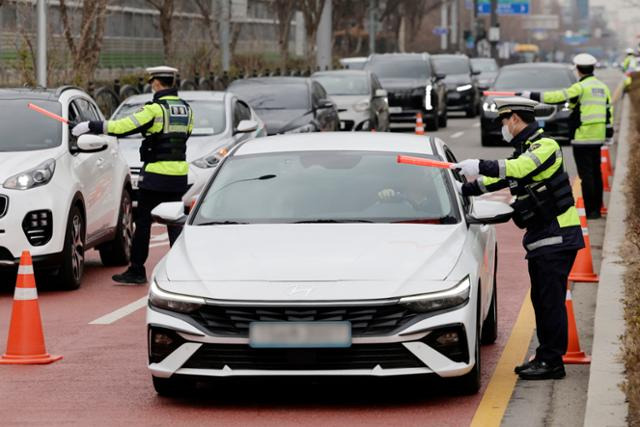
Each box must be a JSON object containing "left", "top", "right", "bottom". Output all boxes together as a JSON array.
[{"left": 96, "top": 157, "right": 105, "bottom": 167}]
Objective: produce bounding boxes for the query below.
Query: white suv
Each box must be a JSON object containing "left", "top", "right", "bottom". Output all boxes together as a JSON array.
[{"left": 0, "top": 87, "right": 133, "bottom": 289}]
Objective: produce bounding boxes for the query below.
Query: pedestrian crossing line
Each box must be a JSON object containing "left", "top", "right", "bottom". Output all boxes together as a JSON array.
[
  {"left": 88, "top": 297, "right": 148, "bottom": 325},
  {"left": 470, "top": 295, "right": 536, "bottom": 427}
]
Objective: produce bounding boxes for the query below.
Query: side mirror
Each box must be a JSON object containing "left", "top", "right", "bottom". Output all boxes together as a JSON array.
[
  {"left": 466, "top": 200, "right": 513, "bottom": 224},
  {"left": 374, "top": 89, "right": 387, "bottom": 98},
  {"left": 435, "top": 73, "right": 446, "bottom": 81},
  {"left": 471, "top": 69, "right": 482, "bottom": 76},
  {"left": 235, "top": 119, "right": 258, "bottom": 134},
  {"left": 75, "top": 134, "right": 108, "bottom": 153},
  {"left": 534, "top": 104, "right": 555, "bottom": 117},
  {"left": 151, "top": 201, "right": 187, "bottom": 226},
  {"left": 317, "top": 99, "right": 335, "bottom": 109}
]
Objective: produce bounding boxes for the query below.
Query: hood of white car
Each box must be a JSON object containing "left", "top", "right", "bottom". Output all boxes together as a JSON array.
[
  {"left": 160, "top": 223, "right": 467, "bottom": 301},
  {"left": 0, "top": 149, "right": 61, "bottom": 181},
  {"left": 118, "top": 134, "right": 227, "bottom": 169},
  {"left": 331, "top": 95, "right": 369, "bottom": 110}
]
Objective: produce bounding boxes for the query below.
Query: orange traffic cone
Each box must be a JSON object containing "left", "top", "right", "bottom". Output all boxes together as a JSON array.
[
  {"left": 0, "top": 251, "right": 62, "bottom": 365},
  {"left": 415, "top": 113, "right": 425, "bottom": 135},
  {"left": 563, "top": 286, "right": 591, "bottom": 364},
  {"left": 569, "top": 198, "right": 599, "bottom": 283},
  {"left": 601, "top": 145, "right": 613, "bottom": 179},
  {"left": 601, "top": 158, "right": 611, "bottom": 192}
]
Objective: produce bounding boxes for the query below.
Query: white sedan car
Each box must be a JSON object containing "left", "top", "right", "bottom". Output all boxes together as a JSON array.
[
  {"left": 0, "top": 87, "right": 132, "bottom": 289},
  {"left": 146, "top": 132, "right": 511, "bottom": 396},
  {"left": 110, "top": 91, "right": 265, "bottom": 203}
]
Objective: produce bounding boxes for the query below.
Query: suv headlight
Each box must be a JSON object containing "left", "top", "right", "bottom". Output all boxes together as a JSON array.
[
  {"left": 456, "top": 84, "right": 473, "bottom": 92},
  {"left": 3, "top": 159, "right": 56, "bottom": 190},
  {"left": 353, "top": 99, "right": 370, "bottom": 112},
  {"left": 482, "top": 102, "right": 497, "bottom": 113},
  {"left": 191, "top": 147, "right": 229, "bottom": 169},
  {"left": 283, "top": 123, "right": 317, "bottom": 134},
  {"left": 399, "top": 276, "right": 471, "bottom": 313},
  {"left": 149, "top": 279, "right": 205, "bottom": 314}
]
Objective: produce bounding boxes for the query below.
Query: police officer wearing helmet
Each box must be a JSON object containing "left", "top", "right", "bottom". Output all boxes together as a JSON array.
[
  {"left": 519, "top": 53, "right": 613, "bottom": 219},
  {"left": 454, "top": 97, "right": 584, "bottom": 380},
  {"left": 623, "top": 48, "right": 638, "bottom": 90},
  {"left": 72, "top": 66, "right": 194, "bottom": 284}
]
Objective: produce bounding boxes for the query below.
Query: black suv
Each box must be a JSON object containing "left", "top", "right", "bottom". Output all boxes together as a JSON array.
[
  {"left": 365, "top": 53, "right": 447, "bottom": 131},
  {"left": 432, "top": 54, "right": 481, "bottom": 118}
]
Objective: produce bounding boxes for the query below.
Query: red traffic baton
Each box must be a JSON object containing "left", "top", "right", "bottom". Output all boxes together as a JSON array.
[
  {"left": 28, "top": 103, "right": 70, "bottom": 125},
  {"left": 397, "top": 155, "right": 455, "bottom": 170},
  {"left": 482, "top": 91, "right": 517, "bottom": 97}
]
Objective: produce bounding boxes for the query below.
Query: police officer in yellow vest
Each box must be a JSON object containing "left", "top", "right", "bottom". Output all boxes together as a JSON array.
[
  {"left": 623, "top": 48, "right": 637, "bottom": 90},
  {"left": 72, "top": 66, "right": 194, "bottom": 284},
  {"left": 454, "top": 97, "right": 584, "bottom": 380},
  {"left": 519, "top": 53, "right": 613, "bottom": 219}
]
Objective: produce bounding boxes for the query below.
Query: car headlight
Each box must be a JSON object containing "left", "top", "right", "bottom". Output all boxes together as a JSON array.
[
  {"left": 191, "top": 147, "right": 229, "bottom": 169},
  {"left": 561, "top": 101, "right": 571, "bottom": 111},
  {"left": 424, "top": 85, "right": 433, "bottom": 111},
  {"left": 3, "top": 159, "right": 56, "bottom": 190},
  {"left": 149, "top": 279, "right": 205, "bottom": 314},
  {"left": 399, "top": 276, "right": 471, "bottom": 313},
  {"left": 482, "top": 102, "right": 497, "bottom": 113},
  {"left": 353, "top": 99, "right": 370, "bottom": 112},
  {"left": 456, "top": 84, "right": 473, "bottom": 92},
  {"left": 283, "top": 123, "right": 317, "bottom": 134}
]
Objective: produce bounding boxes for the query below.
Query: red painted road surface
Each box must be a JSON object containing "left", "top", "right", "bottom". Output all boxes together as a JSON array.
[{"left": 0, "top": 222, "right": 530, "bottom": 426}]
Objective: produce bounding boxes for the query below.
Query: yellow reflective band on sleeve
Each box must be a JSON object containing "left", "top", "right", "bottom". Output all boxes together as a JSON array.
[{"left": 145, "top": 161, "right": 189, "bottom": 176}]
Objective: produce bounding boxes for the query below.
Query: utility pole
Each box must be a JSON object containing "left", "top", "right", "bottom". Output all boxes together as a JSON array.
[
  {"left": 368, "top": 0, "right": 377, "bottom": 54},
  {"left": 450, "top": 0, "right": 458, "bottom": 51},
  {"left": 220, "top": 0, "right": 230, "bottom": 72},
  {"left": 36, "top": 0, "right": 47, "bottom": 87},
  {"left": 490, "top": 0, "right": 499, "bottom": 59},
  {"left": 440, "top": 0, "right": 448, "bottom": 51},
  {"left": 471, "top": 0, "right": 478, "bottom": 56},
  {"left": 316, "top": 0, "right": 332, "bottom": 70}
]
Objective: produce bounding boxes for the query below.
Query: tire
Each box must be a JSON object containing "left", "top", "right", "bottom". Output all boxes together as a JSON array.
[
  {"left": 152, "top": 375, "right": 194, "bottom": 397},
  {"left": 119, "top": 84, "right": 140, "bottom": 101},
  {"left": 426, "top": 113, "right": 439, "bottom": 132},
  {"left": 56, "top": 205, "right": 85, "bottom": 290},
  {"left": 438, "top": 109, "right": 448, "bottom": 128},
  {"left": 481, "top": 247, "right": 499, "bottom": 345},
  {"left": 453, "top": 288, "right": 482, "bottom": 395},
  {"left": 99, "top": 189, "right": 133, "bottom": 266},
  {"left": 94, "top": 87, "right": 120, "bottom": 118}
]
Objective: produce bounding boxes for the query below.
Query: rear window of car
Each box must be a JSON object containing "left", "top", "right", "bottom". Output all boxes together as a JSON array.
[
  {"left": 433, "top": 57, "right": 470, "bottom": 75},
  {"left": 228, "top": 82, "right": 310, "bottom": 110},
  {"left": 193, "top": 150, "right": 459, "bottom": 225},
  {"left": 493, "top": 67, "right": 574, "bottom": 90},
  {"left": 471, "top": 59, "right": 498, "bottom": 72},
  {"left": 0, "top": 100, "right": 62, "bottom": 152},
  {"left": 312, "top": 74, "right": 370, "bottom": 96},
  {"left": 366, "top": 58, "right": 432, "bottom": 80}
]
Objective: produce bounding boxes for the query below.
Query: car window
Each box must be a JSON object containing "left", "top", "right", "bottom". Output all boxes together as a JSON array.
[
  {"left": 193, "top": 150, "right": 459, "bottom": 225},
  {"left": 444, "top": 147, "right": 470, "bottom": 210},
  {"left": 312, "top": 74, "right": 369, "bottom": 96},
  {"left": 366, "top": 58, "right": 432, "bottom": 80},
  {"left": 433, "top": 57, "right": 470, "bottom": 75},
  {"left": 233, "top": 100, "right": 252, "bottom": 128},
  {"left": 0, "top": 99, "right": 62, "bottom": 152},
  {"left": 312, "top": 82, "right": 328, "bottom": 104},
  {"left": 493, "top": 68, "right": 574, "bottom": 90},
  {"left": 471, "top": 59, "right": 498, "bottom": 73},
  {"left": 371, "top": 74, "right": 382, "bottom": 90},
  {"left": 72, "top": 98, "right": 100, "bottom": 121},
  {"left": 228, "top": 81, "right": 310, "bottom": 110}
]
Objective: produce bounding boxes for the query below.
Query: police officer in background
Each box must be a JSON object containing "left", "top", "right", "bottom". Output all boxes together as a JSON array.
[
  {"left": 454, "top": 97, "right": 584, "bottom": 380},
  {"left": 72, "top": 66, "right": 194, "bottom": 284},
  {"left": 519, "top": 53, "right": 613, "bottom": 219},
  {"left": 622, "top": 48, "right": 637, "bottom": 91}
]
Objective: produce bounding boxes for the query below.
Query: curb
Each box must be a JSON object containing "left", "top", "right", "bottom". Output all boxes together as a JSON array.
[{"left": 583, "top": 96, "right": 630, "bottom": 426}]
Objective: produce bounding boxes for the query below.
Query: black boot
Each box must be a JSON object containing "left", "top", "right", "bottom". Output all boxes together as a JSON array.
[
  {"left": 514, "top": 358, "right": 536, "bottom": 374},
  {"left": 112, "top": 265, "right": 147, "bottom": 285},
  {"left": 518, "top": 360, "right": 566, "bottom": 380}
]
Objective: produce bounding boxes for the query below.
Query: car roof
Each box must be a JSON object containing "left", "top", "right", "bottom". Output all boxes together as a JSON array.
[
  {"left": 0, "top": 88, "right": 60, "bottom": 101},
  {"left": 501, "top": 62, "right": 572, "bottom": 70},
  {"left": 122, "top": 90, "right": 226, "bottom": 104},
  {"left": 433, "top": 54, "right": 469, "bottom": 60},
  {"left": 228, "top": 77, "right": 310, "bottom": 86},
  {"left": 369, "top": 53, "right": 431, "bottom": 60},
  {"left": 233, "top": 132, "right": 437, "bottom": 157},
  {"left": 312, "top": 70, "right": 369, "bottom": 77}
]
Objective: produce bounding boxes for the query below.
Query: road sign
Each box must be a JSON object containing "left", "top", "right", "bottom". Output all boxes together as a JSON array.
[
  {"left": 477, "top": 0, "right": 530, "bottom": 16},
  {"left": 433, "top": 27, "right": 449, "bottom": 36}
]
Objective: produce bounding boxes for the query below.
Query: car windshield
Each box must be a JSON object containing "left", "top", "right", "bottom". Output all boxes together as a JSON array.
[
  {"left": 434, "top": 58, "right": 470, "bottom": 75},
  {"left": 112, "top": 99, "right": 226, "bottom": 136},
  {"left": 493, "top": 68, "right": 574, "bottom": 90},
  {"left": 0, "top": 100, "right": 62, "bottom": 152},
  {"left": 312, "top": 74, "right": 369, "bottom": 96},
  {"left": 193, "top": 150, "right": 458, "bottom": 225},
  {"left": 366, "top": 59, "right": 431, "bottom": 80},
  {"left": 229, "top": 83, "right": 310, "bottom": 110},
  {"left": 471, "top": 59, "right": 498, "bottom": 72}
]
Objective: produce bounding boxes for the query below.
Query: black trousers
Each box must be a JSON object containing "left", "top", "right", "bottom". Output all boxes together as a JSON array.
[
  {"left": 527, "top": 250, "right": 577, "bottom": 366},
  {"left": 572, "top": 145, "right": 603, "bottom": 217},
  {"left": 131, "top": 188, "right": 184, "bottom": 270}
]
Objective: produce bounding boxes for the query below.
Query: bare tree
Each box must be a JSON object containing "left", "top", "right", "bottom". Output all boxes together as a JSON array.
[
  {"left": 270, "top": 0, "right": 297, "bottom": 69},
  {"left": 59, "top": 0, "right": 108, "bottom": 86},
  {"left": 301, "top": 0, "right": 327, "bottom": 65},
  {"left": 194, "top": 0, "right": 220, "bottom": 70},
  {"left": 146, "top": 0, "right": 175, "bottom": 64}
]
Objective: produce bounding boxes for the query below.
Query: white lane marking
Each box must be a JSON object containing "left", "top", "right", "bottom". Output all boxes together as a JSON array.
[
  {"left": 451, "top": 131, "right": 465, "bottom": 139},
  {"left": 149, "top": 241, "right": 169, "bottom": 249},
  {"left": 89, "top": 297, "right": 148, "bottom": 325},
  {"left": 151, "top": 232, "right": 168, "bottom": 242},
  {"left": 152, "top": 223, "right": 163, "bottom": 229},
  {"left": 473, "top": 122, "right": 480, "bottom": 128}
]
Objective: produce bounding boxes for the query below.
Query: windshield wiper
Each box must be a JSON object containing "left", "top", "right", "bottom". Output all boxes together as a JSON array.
[
  {"left": 293, "top": 219, "right": 374, "bottom": 223},
  {"left": 392, "top": 216, "right": 458, "bottom": 224},
  {"left": 197, "top": 221, "right": 248, "bottom": 225}
]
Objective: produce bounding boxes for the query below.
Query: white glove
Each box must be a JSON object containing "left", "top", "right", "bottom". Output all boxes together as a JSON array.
[
  {"left": 378, "top": 189, "right": 397, "bottom": 201},
  {"left": 453, "top": 159, "right": 480, "bottom": 177},
  {"left": 518, "top": 91, "right": 531, "bottom": 99},
  {"left": 453, "top": 180, "right": 463, "bottom": 195},
  {"left": 72, "top": 121, "right": 90, "bottom": 137}
]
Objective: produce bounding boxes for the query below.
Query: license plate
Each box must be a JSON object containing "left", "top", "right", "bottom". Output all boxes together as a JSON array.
[
  {"left": 538, "top": 120, "right": 546, "bottom": 128},
  {"left": 388, "top": 106, "right": 402, "bottom": 113},
  {"left": 249, "top": 321, "right": 352, "bottom": 348}
]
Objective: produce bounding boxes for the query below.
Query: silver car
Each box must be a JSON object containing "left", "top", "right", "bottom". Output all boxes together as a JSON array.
[
  {"left": 312, "top": 70, "right": 390, "bottom": 132},
  {"left": 110, "top": 91, "right": 266, "bottom": 202}
]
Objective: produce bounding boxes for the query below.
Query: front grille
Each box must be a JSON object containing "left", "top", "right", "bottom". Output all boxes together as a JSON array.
[
  {"left": 182, "top": 343, "right": 424, "bottom": 370},
  {"left": 340, "top": 120, "right": 355, "bottom": 131},
  {"left": 0, "top": 194, "right": 7, "bottom": 218},
  {"left": 0, "top": 246, "right": 13, "bottom": 262},
  {"left": 189, "top": 304, "right": 421, "bottom": 338},
  {"left": 22, "top": 210, "right": 53, "bottom": 246},
  {"left": 387, "top": 89, "right": 424, "bottom": 110}
]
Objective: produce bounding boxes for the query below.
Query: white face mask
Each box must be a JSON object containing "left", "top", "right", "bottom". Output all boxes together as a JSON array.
[{"left": 501, "top": 124, "right": 514, "bottom": 142}]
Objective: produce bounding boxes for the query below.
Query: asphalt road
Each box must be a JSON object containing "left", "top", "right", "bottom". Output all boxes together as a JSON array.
[{"left": 0, "top": 68, "right": 622, "bottom": 426}]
